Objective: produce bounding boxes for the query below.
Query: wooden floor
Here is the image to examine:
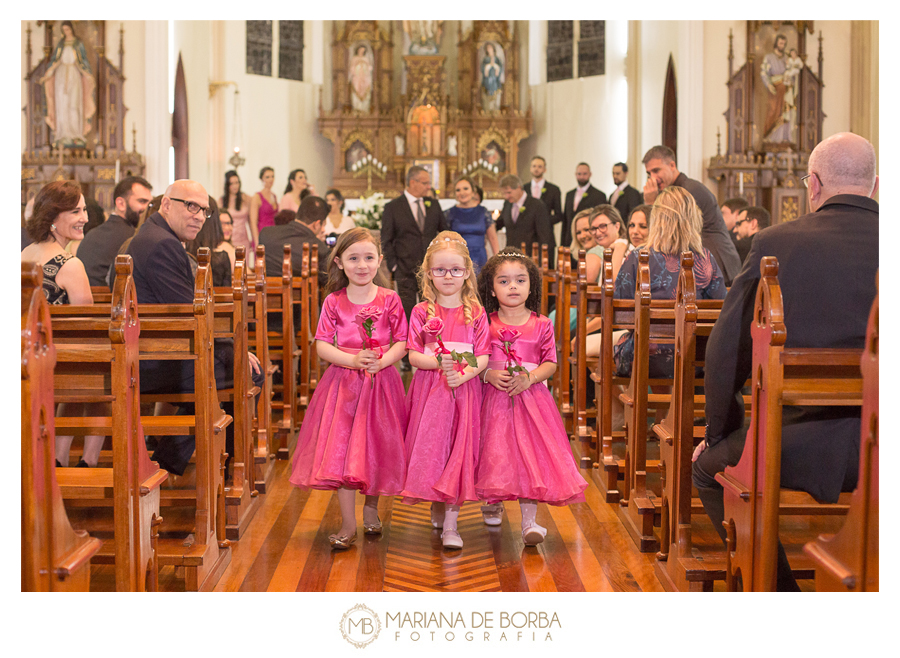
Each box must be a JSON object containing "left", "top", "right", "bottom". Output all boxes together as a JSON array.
[{"left": 88, "top": 457, "right": 677, "bottom": 592}]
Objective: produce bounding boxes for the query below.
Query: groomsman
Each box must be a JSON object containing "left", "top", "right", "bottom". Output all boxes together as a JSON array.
[
  {"left": 497, "top": 173, "right": 554, "bottom": 261},
  {"left": 609, "top": 162, "right": 643, "bottom": 222},
  {"left": 524, "top": 155, "right": 562, "bottom": 226},
  {"left": 562, "top": 162, "right": 606, "bottom": 247}
]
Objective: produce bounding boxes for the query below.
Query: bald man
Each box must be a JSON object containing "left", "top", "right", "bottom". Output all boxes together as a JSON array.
[
  {"left": 692, "top": 132, "right": 879, "bottom": 590},
  {"left": 128, "top": 179, "right": 262, "bottom": 476}
]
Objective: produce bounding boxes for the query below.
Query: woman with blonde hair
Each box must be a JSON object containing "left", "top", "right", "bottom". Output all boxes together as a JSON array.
[{"left": 611, "top": 186, "right": 725, "bottom": 378}]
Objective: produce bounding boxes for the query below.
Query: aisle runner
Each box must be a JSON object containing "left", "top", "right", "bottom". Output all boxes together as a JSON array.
[{"left": 383, "top": 503, "right": 502, "bottom": 592}]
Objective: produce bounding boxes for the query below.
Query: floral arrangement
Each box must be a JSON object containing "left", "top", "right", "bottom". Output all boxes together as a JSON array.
[
  {"left": 424, "top": 317, "right": 477, "bottom": 399},
  {"left": 351, "top": 192, "right": 389, "bottom": 230}
]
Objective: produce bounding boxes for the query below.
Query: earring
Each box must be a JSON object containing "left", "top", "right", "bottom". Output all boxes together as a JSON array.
[{"left": 50, "top": 224, "right": 56, "bottom": 230}]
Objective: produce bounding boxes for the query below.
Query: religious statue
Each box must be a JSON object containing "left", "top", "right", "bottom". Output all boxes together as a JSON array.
[
  {"left": 760, "top": 33, "right": 796, "bottom": 143},
  {"left": 479, "top": 42, "right": 504, "bottom": 113},
  {"left": 349, "top": 44, "right": 374, "bottom": 113},
  {"left": 403, "top": 20, "right": 443, "bottom": 55},
  {"left": 394, "top": 134, "right": 405, "bottom": 156},
  {"left": 447, "top": 134, "right": 457, "bottom": 157},
  {"left": 39, "top": 21, "right": 96, "bottom": 146}
]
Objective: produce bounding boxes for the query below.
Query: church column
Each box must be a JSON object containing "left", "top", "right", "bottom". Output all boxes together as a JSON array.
[
  {"left": 850, "top": 20, "right": 878, "bottom": 172},
  {"left": 144, "top": 20, "right": 170, "bottom": 189},
  {"left": 680, "top": 20, "right": 705, "bottom": 181}
]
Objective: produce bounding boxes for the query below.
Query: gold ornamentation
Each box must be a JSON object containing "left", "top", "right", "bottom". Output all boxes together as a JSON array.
[
  {"left": 476, "top": 128, "right": 508, "bottom": 153},
  {"left": 781, "top": 197, "right": 799, "bottom": 222},
  {"left": 97, "top": 168, "right": 116, "bottom": 180},
  {"left": 341, "top": 130, "right": 375, "bottom": 153},
  {"left": 21, "top": 168, "right": 36, "bottom": 180}
]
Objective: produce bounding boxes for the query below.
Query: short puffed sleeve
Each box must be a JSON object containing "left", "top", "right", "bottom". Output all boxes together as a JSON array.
[
  {"left": 537, "top": 315, "right": 557, "bottom": 364},
  {"left": 472, "top": 307, "right": 491, "bottom": 356},
  {"left": 384, "top": 289, "right": 409, "bottom": 343},
  {"left": 315, "top": 292, "right": 340, "bottom": 343},
  {"left": 406, "top": 303, "right": 428, "bottom": 353}
]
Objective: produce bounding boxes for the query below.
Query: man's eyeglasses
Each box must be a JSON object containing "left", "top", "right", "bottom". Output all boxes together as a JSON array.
[
  {"left": 430, "top": 267, "right": 468, "bottom": 278},
  {"left": 589, "top": 222, "right": 615, "bottom": 233},
  {"left": 734, "top": 218, "right": 749, "bottom": 227},
  {"left": 800, "top": 172, "right": 822, "bottom": 189},
  {"left": 170, "top": 197, "right": 213, "bottom": 219}
]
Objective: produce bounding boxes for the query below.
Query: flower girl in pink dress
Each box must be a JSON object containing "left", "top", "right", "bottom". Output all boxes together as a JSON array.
[
  {"left": 289, "top": 227, "right": 409, "bottom": 550},
  {"left": 475, "top": 249, "right": 588, "bottom": 546},
  {"left": 400, "top": 231, "right": 491, "bottom": 549}
]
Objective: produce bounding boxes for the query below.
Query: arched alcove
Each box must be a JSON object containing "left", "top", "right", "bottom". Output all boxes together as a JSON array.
[
  {"left": 173, "top": 53, "right": 189, "bottom": 179},
  {"left": 662, "top": 54, "right": 677, "bottom": 158}
]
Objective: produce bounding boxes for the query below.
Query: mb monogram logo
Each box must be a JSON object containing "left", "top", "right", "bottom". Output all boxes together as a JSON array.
[{"left": 340, "top": 604, "right": 381, "bottom": 648}]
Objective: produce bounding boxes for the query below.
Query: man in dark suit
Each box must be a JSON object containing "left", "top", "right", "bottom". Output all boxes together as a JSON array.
[
  {"left": 381, "top": 166, "right": 448, "bottom": 369},
  {"left": 524, "top": 156, "right": 562, "bottom": 237},
  {"left": 642, "top": 145, "right": 742, "bottom": 285},
  {"left": 260, "top": 194, "right": 330, "bottom": 289},
  {"left": 721, "top": 196, "right": 751, "bottom": 261},
  {"left": 78, "top": 176, "right": 153, "bottom": 286},
  {"left": 562, "top": 162, "right": 606, "bottom": 247},
  {"left": 691, "top": 132, "right": 879, "bottom": 590},
  {"left": 127, "top": 179, "right": 263, "bottom": 475},
  {"left": 496, "top": 173, "right": 553, "bottom": 260},
  {"left": 609, "top": 162, "right": 642, "bottom": 223}
]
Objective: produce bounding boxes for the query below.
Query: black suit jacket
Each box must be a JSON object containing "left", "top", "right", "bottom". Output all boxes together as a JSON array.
[
  {"left": 496, "top": 196, "right": 554, "bottom": 259},
  {"left": 524, "top": 181, "right": 563, "bottom": 227},
  {"left": 562, "top": 184, "right": 606, "bottom": 247},
  {"left": 381, "top": 194, "right": 447, "bottom": 276},
  {"left": 77, "top": 214, "right": 136, "bottom": 287},
  {"left": 611, "top": 184, "right": 643, "bottom": 223},
  {"left": 704, "top": 194, "right": 878, "bottom": 502},
  {"left": 259, "top": 221, "right": 329, "bottom": 288}
]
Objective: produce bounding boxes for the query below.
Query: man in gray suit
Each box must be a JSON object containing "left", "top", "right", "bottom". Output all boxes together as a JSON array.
[{"left": 495, "top": 173, "right": 553, "bottom": 261}]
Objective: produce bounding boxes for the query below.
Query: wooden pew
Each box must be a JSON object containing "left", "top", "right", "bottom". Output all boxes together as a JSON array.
[
  {"left": 572, "top": 250, "right": 603, "bottom": 467},
  {"left": 264, "top": 246, "right": 299, "bottom": 460},
  {"left": 716, "top": 257, "right": 857, "bottom": 591},
  {"left": 294, "top": 243, "right": 312, "bottom": 422},
  {"left": 804, "top": 284, "right": 879, "bottom": 591},
  {"left": 591, "top": 250, "right": 638, "bottom": 503},
  {"left": 550, "top": 247, "right": 570, "bottom": 408},
  {"left": 212, "top": 247, "right": 261, "bottom": 540},
  {"left": 552, "top": 248, "right": 574, "bottom": 435},
  {"left": 653, "top": 255, "right": 728, "bottom": 590},
  {"left": 22, "top": 262, "right": 101, "bottom": 592},
  {"left": 121, "top": 251, "right": 232, "bottom": 590},
  {"left": 248, "top": 244, "right": 276, "bottom": 493},
  {"left": 539, "top": 244, "right": 551, "bottom": 317},
  {"left": 50, "top": 256, "right": 168, "bottom": 591},
  {"left": 308, "top": 247, "right": 322, "bottom": 393}
]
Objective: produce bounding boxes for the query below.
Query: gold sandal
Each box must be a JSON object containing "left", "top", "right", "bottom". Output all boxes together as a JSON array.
[
  {"left": 328, "top": 532, "right": 358, "bottom": 550},
  {"left": 363, "top": 517, "right": 383, "bottom": 535}
]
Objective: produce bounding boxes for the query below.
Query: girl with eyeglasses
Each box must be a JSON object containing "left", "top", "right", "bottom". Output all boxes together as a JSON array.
[{"left": 400, "top": 231, "right": 490, "bottom": 549}]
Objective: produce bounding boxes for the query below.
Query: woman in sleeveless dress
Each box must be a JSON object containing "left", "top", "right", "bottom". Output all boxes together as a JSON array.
[
  {"left": 445, "top": 176, "right": 499, "bottom": 274},
  {"left": 249, "top": 166, "right": 278, "bottom": 253},
  {"left": 22, "top": 180, "right": 103, "bottom": 468},
  {"left": 221, "top": 170, "right": 253, "bottom": 264}
]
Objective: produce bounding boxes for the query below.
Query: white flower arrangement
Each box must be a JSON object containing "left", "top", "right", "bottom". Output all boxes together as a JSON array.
[{"left": 351, "top": 192, "right": 389, "bottom": 230}]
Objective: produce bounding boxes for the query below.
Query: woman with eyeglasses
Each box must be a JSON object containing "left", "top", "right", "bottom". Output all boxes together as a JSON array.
[{"left": 584, "top": 204, "right": 628, "bottom": 284}]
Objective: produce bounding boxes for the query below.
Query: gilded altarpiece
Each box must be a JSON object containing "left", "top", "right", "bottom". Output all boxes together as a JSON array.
[
  {"left": 319, "top": 20, "right": 532, "bottom": 198},
  {"left": 707, "top": 21, "right": 823, "bottom": 224},
  {"left": 22, "top": 21, "right": 144, "bottom": 210}
]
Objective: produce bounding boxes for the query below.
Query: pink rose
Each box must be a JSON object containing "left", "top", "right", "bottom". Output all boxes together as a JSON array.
[
  {"left": 423, "top": 316, "right": 445, "bottom": 335},
  {"left": 498, "top": 327, "right": 521, "bottom": 343},
  {"left": 354, "top": 305, "right": 382, "bottom": 328}
]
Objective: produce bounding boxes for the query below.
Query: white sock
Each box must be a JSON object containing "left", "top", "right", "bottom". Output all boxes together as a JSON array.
[{"left": 444, "top": 505, "right": 460, "bottom": 532}]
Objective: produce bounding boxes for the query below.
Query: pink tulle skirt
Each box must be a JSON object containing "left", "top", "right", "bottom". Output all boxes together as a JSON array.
[
  {"left": 475, "top": 383, "right": 587, "bottom": 505},
  {"left": 288, "top": 364, "right": 407, "bottom": 495},
  {"left": 400, "top": 370, "right": 482, "bottom": 506}
]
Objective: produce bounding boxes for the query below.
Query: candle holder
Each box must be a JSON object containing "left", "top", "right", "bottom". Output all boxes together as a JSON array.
[
  {"left": 351, "top": 154, "right": 387, "bottom": 195},
  {"left": 460, "top": 159, "right": 500, "bottom": 188},
  {"left": 229, "top": 147, "right": 246, "bottom": 169}
]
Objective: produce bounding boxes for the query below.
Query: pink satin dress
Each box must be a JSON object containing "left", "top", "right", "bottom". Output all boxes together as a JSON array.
[
  {"left": 223, "top": 196, "right": 252, "bottom": 254},
  {"left": 256, "top": 191, "right": 278, "bottom": 231},
  {"left": 288, "top": 286, "right": 409, "bottom": 495},
  {"left": 400, "top": 303, "right": 491, "bottom": 506},
  {"left": 475, "top": 312, "right": 588, "bottom": 505}
]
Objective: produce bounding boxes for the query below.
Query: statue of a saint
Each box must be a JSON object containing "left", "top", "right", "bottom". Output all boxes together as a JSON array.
[
  {"left": 394, "top": 134, "right": 405, "bottom": 156},
  {"left": 40, "top": 21, "right": 96, "bottom": 145},
  {"left": 480, "top": 42, "right": 504, "bottom": 113},
  {"left": 349, "top": 44, "right": 373, "bottom": 113},
  {"left": 403, "top": 20, "right": 443, "bottom": 55},
  {"left": 447, "top": 134, "right": 457, "bottom": 157},
  {"left": 760, "top": 33, "right": 795, "bottom": 143}
]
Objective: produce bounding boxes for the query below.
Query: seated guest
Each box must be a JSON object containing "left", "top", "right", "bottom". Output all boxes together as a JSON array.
[
  {"left": 611, "top": 186, "right": 726, "bottom": 377},
  {"left": 216, "top": 209, "right": 237, "bottom": 270},
  {"left": 692, "top": 132, "right": 878, "bottom": 591},
  {"left": 323, "top": 188, "right": 356, "bottom": 234},
  {"left": 273, "top": 209, "right": 296, "bottom": 226},
  {"left": 126, "top": 179, "right": 263, "bottom": 476},
  {"left": 259, "top": 194, "right": 330, "bottom": 289},
  {"left": 733, "top": 205, "right": 770, "bottom": 263},
  {"left": 549, "top": 208, "right": 597, "bottom": 334},
  {"left": 67, "top": 197, "right": 106, "bottom": 258},
  {"left": 78, "top": 176, "right": 153, "bottom": 286},
  {"left": 585, "top": 205, "right": 629, "bottom": 284},
  {"left": 22, "top": 180, "right": 103, "bottom": 467},
  {"left": 186, "top": 196, "right": 232, "bottom": 288},
  {"left": 107, "top": 194, "right": 162, "bottom": 290},
  {"left": 626, "top": 204, "right": 653, "bottom": 250}
]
